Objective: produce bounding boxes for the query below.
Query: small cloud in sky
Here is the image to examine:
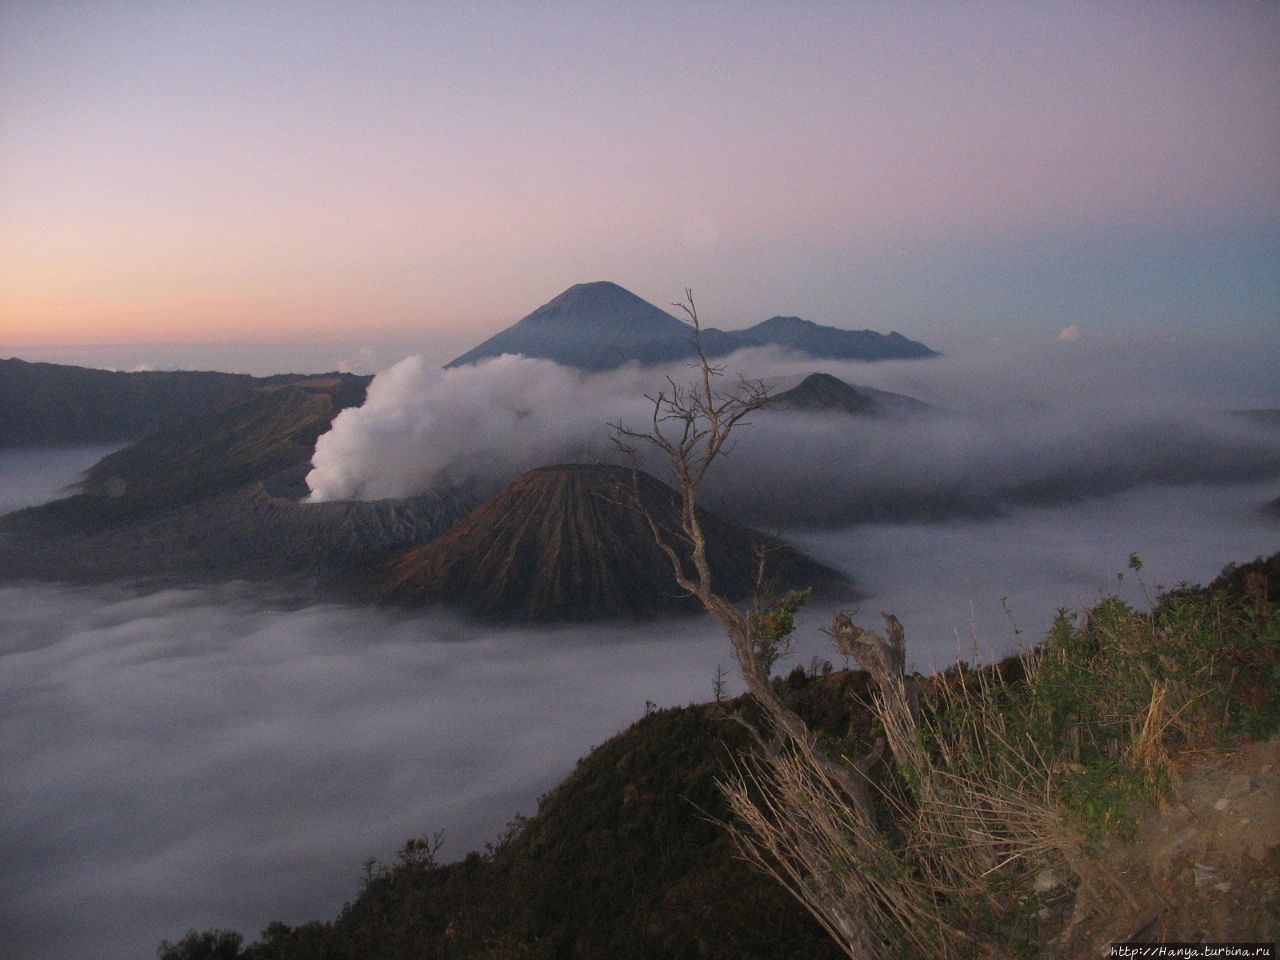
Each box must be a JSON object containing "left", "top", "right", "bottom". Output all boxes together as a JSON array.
[
  {"left": 1058, "top": 325, "right": 1082, "bottom": 342},
  {"left": 336, "top": 345, "right": 380, "bottom": 374}
]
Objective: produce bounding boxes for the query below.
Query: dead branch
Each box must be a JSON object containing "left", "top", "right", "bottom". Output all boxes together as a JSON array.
[{"left": 610, "top": 291, "right": 878, "bottom": 822}]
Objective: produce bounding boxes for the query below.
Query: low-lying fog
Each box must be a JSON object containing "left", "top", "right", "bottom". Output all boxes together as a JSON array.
[
  {"left": 0, "top": 444, "right": 123, "bottom": 515},
  {"left": 0, "top": 579, "right": 728, "bottom": 960},
  {"left": 2, "top": 333, "right": 1279, "bottom": 960}
]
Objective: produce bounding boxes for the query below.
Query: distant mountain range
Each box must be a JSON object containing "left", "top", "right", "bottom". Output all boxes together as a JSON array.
[
  {"left": 446, "top": 281, "right": 936, "bottom": 370},
  {"left": 0, "top": 281, "right": 934, "bottom": 445},
  {"left": 7, "top": 340, "right": 1277, "bottom": 615},
  {"left": 9, "top": 289, "right": 1271, "bottom": 616}
]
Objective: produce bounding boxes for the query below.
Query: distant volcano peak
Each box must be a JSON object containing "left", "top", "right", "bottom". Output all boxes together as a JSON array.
[
  {"left": 445, "top": 282, "right": 936, "bottom": 370},
  {"left": 443, "top": 282, "right": 690, "bottom": 370},
  {"left": 537, "top": 281, "right": 646, "bottom": 308},
  {"left": 768, "top": 372, "right": 935, "bottom": 419},
  {"left": 522, "top": 282, "right": 683, "bottom": 329},
  {"left": 756, "top": 315, "right": 818, "bottom": 330}
]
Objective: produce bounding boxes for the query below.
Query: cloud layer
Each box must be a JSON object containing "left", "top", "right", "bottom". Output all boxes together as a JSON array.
[
  {"left": 0, "top": 583, "right": 728, "bottom": 960},
  {"left": 305, "top": 341, "right": 1280, "bottom": 526},
  {"left": 2, "top": 460, "right": 1277, "bottom": 959}
]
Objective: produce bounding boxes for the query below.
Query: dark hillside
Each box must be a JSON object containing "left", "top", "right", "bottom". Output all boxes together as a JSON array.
[
  {"left": 0, "top": 357, "right": 370, "bottom": 445},
  {"left": 186, "top": 681, "right": 872, "bottom": 960},
  {"left": 0, "top": 481, "right": 474, "bottom": 586},
  {"left": 82, "top": 379, "right": 366, "bottom": 516}
]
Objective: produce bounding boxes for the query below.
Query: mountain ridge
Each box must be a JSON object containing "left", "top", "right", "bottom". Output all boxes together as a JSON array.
[
  {"left": 446, "top": 282, "right": 936, "bottom": 370},
  {"left": 0, "top": 380, "right": 479, "bottom": 589},
  {"left": 0, "top": 357, "right": 370, "bottom": 446}
]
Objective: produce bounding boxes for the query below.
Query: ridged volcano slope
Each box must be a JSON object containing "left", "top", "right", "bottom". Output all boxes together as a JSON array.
[
  {"left": 0, "top": 377, "right": 479, "bottom": 589},
  {"left": 381, "top": 464, "right": 843, "bottom": 621},
  {"left": 81, "top": 380, "right": 366, "bottom": 517}
]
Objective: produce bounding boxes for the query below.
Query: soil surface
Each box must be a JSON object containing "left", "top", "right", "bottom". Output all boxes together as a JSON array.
[{"left": 1052, "top": 735, "right": 1280, "bottom": 956}]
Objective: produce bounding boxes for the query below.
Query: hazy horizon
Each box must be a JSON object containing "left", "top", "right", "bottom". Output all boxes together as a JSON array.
[{"left": 3, "top": 3, "right": 1277, "bottom": 360}]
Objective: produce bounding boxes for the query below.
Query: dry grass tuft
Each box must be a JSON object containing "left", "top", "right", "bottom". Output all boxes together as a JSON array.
[{"left": 718, "top": 580, "right": 1279, "bottom": 959}]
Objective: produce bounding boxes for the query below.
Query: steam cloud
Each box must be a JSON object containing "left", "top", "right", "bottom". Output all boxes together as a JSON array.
[
  {"left": 305, "top": 341, "right": 1280, "bottom": 525},
  {"left": 306, "top": 355, "right": 656, "bottom": 501}
]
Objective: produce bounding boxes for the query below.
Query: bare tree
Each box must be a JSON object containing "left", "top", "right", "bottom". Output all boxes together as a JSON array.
[
  {"left": 609, "top": 290, "right": 891, "bottom": 820},
  {"left": 712, "top": 663, "right": 728, "bottom": 702},
  {"left": 609, "top": 291, "right": 1012, "bottom": 959}
]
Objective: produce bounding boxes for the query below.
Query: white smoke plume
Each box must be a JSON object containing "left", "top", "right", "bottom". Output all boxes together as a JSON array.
[
  {"left": 304, "top": 339, "right": 1280, "bottom": 519},
  {"left": 306, "top": 354, "right": 655, "bottom": 501}
]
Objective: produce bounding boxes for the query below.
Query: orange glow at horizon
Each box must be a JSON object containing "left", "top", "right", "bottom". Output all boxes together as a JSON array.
[{"left": 2, "top": 3, "right": 1276, "bottom": 352}]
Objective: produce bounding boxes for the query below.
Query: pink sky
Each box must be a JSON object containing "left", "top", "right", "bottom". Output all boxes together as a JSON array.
[{"left": 1, "top": 1, "right": 1277, "bottom": 364}]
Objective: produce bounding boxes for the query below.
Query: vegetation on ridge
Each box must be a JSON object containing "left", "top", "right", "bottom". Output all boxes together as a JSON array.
[{"left": 719, "top": 553, "right": 1279, "bottom": 959}]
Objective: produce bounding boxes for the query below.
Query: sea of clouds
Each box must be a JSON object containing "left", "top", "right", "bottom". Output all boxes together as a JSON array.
[
  {"left": 2, "top": 477, "right": 1277, "bottom": 959},
  {"left": 0, "top": 576, "right": 730, "bottom": 960}
]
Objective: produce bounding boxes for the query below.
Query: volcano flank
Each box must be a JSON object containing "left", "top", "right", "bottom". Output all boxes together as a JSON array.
[{"left": 380, "top": 464, "right": 844, "bottom": 621}]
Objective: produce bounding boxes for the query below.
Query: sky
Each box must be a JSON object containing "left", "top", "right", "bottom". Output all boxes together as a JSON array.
[{"left": 1, "top": 1, "right": 1277, "bottom": 374}]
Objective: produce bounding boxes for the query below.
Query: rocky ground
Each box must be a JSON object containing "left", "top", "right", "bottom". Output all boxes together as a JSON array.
[{"left": 1052, "top": 735, "right": 1280, "bottom": 956}]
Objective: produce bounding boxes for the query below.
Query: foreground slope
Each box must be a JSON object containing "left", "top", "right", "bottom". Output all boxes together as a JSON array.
[
  {"left": 165, "top": 684, "right": 870, "bottom": 960},
  {"left": 381, "top": 463, "right": 844, "bottom": 620},
  {"left": 163, "top": 553, "right": 1280, "bottom": 960}
]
